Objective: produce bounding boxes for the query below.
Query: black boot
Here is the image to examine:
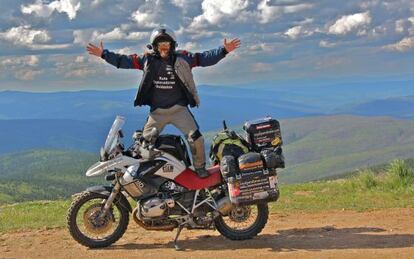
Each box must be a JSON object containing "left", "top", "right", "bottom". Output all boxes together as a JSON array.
[{"left": 195, "top": 166, "right": 210, "bottom": 178}]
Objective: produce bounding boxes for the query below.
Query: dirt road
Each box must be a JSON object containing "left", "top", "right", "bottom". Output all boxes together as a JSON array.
[{"left": 2, "top": 208, "right": 414, "bottom": 258}]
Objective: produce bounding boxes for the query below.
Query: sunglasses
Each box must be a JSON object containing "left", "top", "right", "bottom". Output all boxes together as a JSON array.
[{"left": 157, "top": 41, "right": 171, "bottom": 47}]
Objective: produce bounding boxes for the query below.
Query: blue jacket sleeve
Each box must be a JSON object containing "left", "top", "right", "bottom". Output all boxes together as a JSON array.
[
  {"left": 101, "top": 49, "right": 145, "bottom": 70},
  {"left": 178, "top": 46, "right": 228, "bottom": 68}
]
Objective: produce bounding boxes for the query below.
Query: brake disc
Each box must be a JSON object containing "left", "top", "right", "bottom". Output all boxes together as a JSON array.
[
  {"left": 229, "top": 206, "right": 252, "bottom": 222},
  {"left": 83, "top": 204, "right": 114, "bottom": 235}
]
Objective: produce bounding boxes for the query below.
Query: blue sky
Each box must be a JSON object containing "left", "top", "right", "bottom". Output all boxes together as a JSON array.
[{"left": 1, "top": 0, "right": 414, "bottom": 92}]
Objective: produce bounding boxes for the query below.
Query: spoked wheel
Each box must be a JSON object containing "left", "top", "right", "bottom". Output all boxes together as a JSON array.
[
  {"left": 67, "top": 192, "right": 129, "bottom": 248},
  {"left": 214, "top": 203, "right": 268, "bottom": 240}
]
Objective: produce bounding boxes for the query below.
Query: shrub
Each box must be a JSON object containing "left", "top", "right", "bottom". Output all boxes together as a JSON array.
[{"left": 385, "top": 159, "right": 414, "bottom": 189}]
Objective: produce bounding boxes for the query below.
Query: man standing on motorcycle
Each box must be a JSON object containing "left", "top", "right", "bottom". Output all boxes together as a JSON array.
[{"left": 87, "top": 25, "right": 241, "bottom": 178}]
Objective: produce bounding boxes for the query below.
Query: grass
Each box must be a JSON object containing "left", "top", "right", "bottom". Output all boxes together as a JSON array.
[
  {"left": 1, "top": 159, "right": 414, "bottom": 233},
  {"left": 0, "top": 200, "right": 72, "bottom": 233}
]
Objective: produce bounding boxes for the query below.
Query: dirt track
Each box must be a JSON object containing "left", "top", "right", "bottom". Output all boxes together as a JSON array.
[{"left": 2, "top": 208, "right": 414, "bottom": 259}]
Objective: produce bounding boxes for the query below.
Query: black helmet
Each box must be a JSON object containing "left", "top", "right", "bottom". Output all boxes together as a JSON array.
[{"left": 148, "top": 25, "right": 177, "bottom": 51}]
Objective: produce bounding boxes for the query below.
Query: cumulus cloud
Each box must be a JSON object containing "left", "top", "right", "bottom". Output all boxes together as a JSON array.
[
  {"left": 171, "top": 0, "right": 202, "bottom": 9},
  {"left": 0, "top": 25, "right": 50, "bottom": 46},
  {"left": 284, "top": 25, "right": 315, "bottom": 39},
  {"left": 0, "top": 25, "right": 72, "bottom": 50},
  {"left": 21, "top": 0, "right": 81, "bottom": 20},
  {"left": 189, "top": 0, "right": 250, "bottom": 29},
  {"left": 257, "top": 1, "right": 313, "bottom": 24},
  {"left": 14, "top": 70, "right": 44, "bottom": 81},
  {"left": 52, "top": 54, "right": 101, "bottom": 78},
  {"left": 131, "top": 9, "right": 160, "bottom": 28},
  {"left": 0, "top": 55, "right": 43, "bottom": 80},
  {"left": 328, "top": 12, "right": 372, "bottom": 35},
  {"left": 319, "top": 40, "right": 337, "bottom": 48},
  {"left": 384, "top": 37, "right": 414, "bottom": 52},
  {"left": 73, "top": 28, "right": 149, "bottom": 45},
  {"left": 1, "top": 55, "right": 40, "bottom": 67}
]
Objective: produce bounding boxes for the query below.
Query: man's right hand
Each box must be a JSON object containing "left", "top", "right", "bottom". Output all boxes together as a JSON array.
[{"left": 87, "top": 41, "right": 104, "bottom": 57}]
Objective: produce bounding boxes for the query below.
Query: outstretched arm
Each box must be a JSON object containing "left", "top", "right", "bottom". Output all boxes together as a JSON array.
[
  {"left": 86, "top": 41, "right": 144, "bottom": 70},
  {"left": 223, "top": 38, "right": 241, "bottom": 53},
  {"left": 187, "top": 38, "right": 241, "bottom": 67}
]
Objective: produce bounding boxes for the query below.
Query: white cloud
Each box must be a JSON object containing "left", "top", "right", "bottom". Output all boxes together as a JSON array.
[
  {"left": 0, "top": 55, "right": 42, "bottom": 81},
  {"left": 113, "top": 47, "right": 136, "bottom": 55},
  {"left": 395, "top": 19, "right": 407, "bottom": 33},
  {"left": 284, "top": 25, "right": 315, "bottom": 39},
  {"left": 202, "top": 0, "right": 248, "bottom": 24},
  {"left": 257, "top": 1, "right": 313, "bottom": 24},
  {"left": 180, "top": 41, "right": 201, "bottom": 50},
  {"left": 131, "top": 9, "right": 159, "bottom": 28},
  {"left": 359, "top": 0, "right": 380, "bottom": 9},
  {"left": 0, "top": 25, "right": 70, "bottom": 50},
  {"left": 171, "top": 0, "right": 202, "bottom": 9},
  {"left": 384, "top": 37, "right": 414, "bottom": 52},
  {"left": 21, "top": 0, "right": 81, "bottom": 20},
  {"left": 14, "top": 70, "right": 43, "bottom": 81},
  {"left": 75, "top": 55, "right": 86, "bottom": 63},
  {"left": 0, "top": 25, "right": 50, "bottom": 46},
  {"left": 328, "top": 12, "right": 372, "bottom": 35},
  {"left": 73, "top": 28, "right": 149, "bottom": 45},
  {"left": 52, "top": 55, "right": 101, "bottom": 78},
  {"left": 189, "top": 0, "right": 250, "bottom": 29},
  {"left": 91, "top": 0, "right": 104, "bottom": 7},
  {"left": 1, "top": 55, "right": 40, "bottom": 67},
  {"left": 319, "top": 40, "right": 336, "bottom": 48},
  {"left": 395, "top": 17, "right": 414, "bottom": 35}
]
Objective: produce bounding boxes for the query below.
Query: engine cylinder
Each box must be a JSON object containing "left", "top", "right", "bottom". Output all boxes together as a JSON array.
[{"left": 141, "top": 198, "right": 167, "bottom": 218}]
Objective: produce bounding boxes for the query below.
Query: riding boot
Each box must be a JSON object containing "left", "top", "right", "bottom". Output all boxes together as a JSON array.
[{"left": 188, "top": 135, "right": 209, "bottom": 178}]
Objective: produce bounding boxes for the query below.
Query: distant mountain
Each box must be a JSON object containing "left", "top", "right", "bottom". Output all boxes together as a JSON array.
[
  {"left": 0, "top": 119, "right": 110, "bottom": 154},
  {"left": 335, "top": 96, "right": 414, "bottom": 119},
  {"left": 213, "top": 79, "right": 414, "bottom": 111},
  {"left": 279, "top": 115, "right": 414, "bottom": 183},
  {"left": 0, "top": 87, "right": 319, "bottom": 131},
  {"left": 0, "top": 149, "right": 101, "bottom": 204}
]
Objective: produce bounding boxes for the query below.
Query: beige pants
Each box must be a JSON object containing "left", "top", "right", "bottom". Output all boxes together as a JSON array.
[{"left": 143, "top": 105, "right": 206, "bottom": 168}]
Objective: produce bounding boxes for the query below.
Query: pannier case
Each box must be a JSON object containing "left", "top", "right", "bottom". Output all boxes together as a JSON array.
[
  {"left": 225, "top": 152, "right": 279, "bottom": 205},
  {"left": 243, "top": 117, "right": 282, "bottom": 151}
]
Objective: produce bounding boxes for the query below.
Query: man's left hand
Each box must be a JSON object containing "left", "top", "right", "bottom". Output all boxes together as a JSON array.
[{"left": 224, "top": 38, "right": 241, "bottom": 53}]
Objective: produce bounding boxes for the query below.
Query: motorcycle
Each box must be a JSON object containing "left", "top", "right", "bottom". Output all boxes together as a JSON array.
[{"left": 67, "top": 116, "right": 280, "bottom": 250}]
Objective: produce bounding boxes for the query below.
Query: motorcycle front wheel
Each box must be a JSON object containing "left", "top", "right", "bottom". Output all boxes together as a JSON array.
[
  {"left": 67, "top": 191, "right": 129, "bottom": 248},
  {"left": 214, "top": 203, "right": 268, "bottom": 240}
]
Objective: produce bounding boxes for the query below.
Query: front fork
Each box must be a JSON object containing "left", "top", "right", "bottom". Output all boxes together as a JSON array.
[{"left": 99, "top": 182, "right": 121, "bottom": 218}]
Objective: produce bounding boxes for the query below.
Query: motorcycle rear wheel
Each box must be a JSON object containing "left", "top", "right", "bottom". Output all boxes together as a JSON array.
[
  {"left": 214, "top": 203, "right": 268, "bottom": 240},
  {"left": 67, "top": 191, "right": 129, "bottom": 248}
]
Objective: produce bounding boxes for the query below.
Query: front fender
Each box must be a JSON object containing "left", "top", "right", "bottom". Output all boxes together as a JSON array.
[{"left": 86, "top": 185, "right": 132, "bottom": 213}]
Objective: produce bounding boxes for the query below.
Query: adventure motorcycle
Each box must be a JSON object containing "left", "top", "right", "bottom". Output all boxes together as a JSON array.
[{"left": 67, "top": 116, "right": 281, "bottom": 250}]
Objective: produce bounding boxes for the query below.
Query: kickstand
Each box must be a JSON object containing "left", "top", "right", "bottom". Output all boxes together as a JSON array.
[{"left": 174, "top": 224, "right": 184, "bottom": 251}]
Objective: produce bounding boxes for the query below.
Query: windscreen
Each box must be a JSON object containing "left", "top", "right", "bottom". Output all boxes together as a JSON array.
[{"left": 103, "top": 116, "right": 125, "bottom": 155}]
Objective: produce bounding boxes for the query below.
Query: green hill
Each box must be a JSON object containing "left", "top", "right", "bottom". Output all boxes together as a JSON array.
[
  {"left": 276, "top": 115, "right": 414, "bottom": 183},
  {"left": 0, "top": 149, "right": 102, "bottom": 204}
]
